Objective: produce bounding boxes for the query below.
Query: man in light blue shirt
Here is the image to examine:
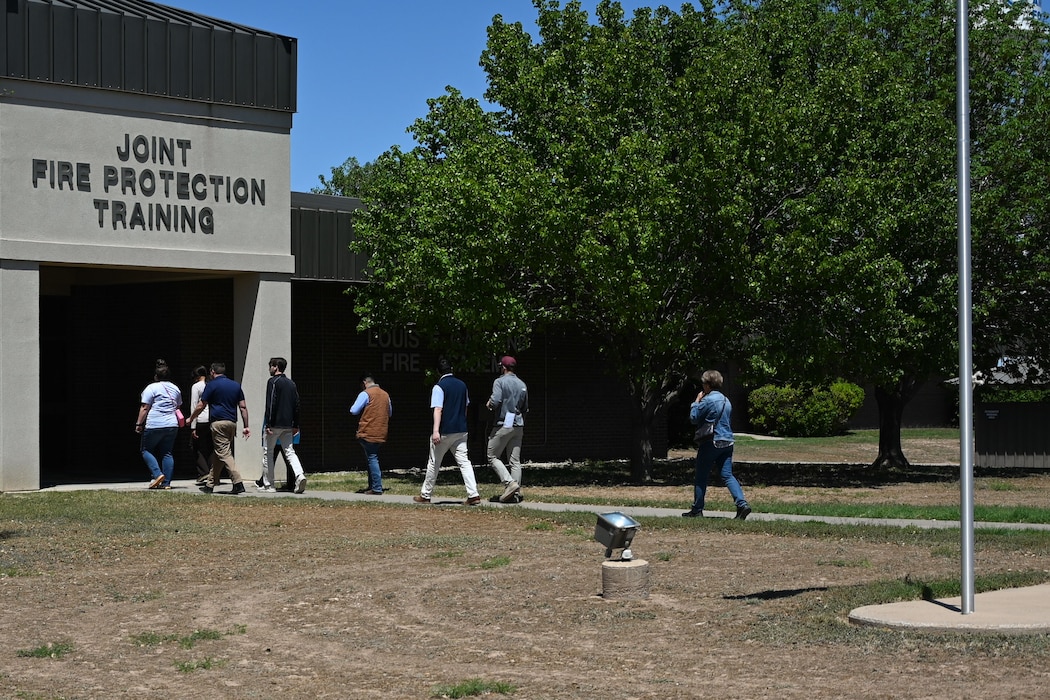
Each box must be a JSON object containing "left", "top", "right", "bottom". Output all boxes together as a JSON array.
[{"left": 414, "top": 358, "right": 480, "bottom": 505}]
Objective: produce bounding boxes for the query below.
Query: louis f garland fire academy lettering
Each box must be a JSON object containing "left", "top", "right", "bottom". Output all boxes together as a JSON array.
[{"left": 30, "top": 133, "right": 266, "bottom": 235}]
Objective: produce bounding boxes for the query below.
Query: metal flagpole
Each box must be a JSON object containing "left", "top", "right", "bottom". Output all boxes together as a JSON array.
[{"left": 956, "top": 0, "right": 975, "bottom": 615}]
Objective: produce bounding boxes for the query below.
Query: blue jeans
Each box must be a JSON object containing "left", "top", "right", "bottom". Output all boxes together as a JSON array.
[
  {"left": 691, "top": 442, "right": 746, "bottom": 512},
  {"left": 360, "top": 439, "right": 383, "bottom": 492},
  {"left": 141, "top": 427, "right": 178, "bottom": 487}
]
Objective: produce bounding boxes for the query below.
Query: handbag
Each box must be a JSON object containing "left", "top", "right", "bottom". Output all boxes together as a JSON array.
[
  {"left": 163, "top": 384, "right": 186, "bottom": 428},
  {"left": 693, "top": 398, "right": 726, "bottom": 445}
]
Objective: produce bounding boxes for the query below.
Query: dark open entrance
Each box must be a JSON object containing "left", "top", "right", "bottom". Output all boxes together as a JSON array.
[{"left": 39, "top": 267, "right": 233, "bottom": 486}]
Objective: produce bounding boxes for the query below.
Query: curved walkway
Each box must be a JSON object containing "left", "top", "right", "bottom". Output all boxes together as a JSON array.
[{"left": 39, "top": 478, "right": 1050, "bottom": 634}]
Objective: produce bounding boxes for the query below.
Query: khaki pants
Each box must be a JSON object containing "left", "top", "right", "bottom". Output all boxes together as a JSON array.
[{"left": 208, "top": 420, "right": 243, "bottom": 486}]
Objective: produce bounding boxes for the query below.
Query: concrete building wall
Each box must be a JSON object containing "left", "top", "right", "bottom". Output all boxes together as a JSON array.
[
  {"left": 0, "top": 76, "right": 294, "bottom": 490},
  {"left": 0, "top": 81, "right": 292, "bottom": 274},
  {"left": 0, "top": 261, "right": 41, "bottom": 492}
]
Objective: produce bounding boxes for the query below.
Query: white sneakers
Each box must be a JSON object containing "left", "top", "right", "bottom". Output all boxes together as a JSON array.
[
  {"left": 499, "top": 480, "right": 520, "bottom": 503},
  {"left": 254, "top": 476, "right": 306, "bottom": 493},
  {"left": 254, "top": 478, "right": 275, "bottom": 493}
]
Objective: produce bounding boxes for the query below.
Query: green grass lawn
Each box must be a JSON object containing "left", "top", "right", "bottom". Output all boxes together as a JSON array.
[{"left": 730, "top": 428, "right": 961, "bottom": 464}]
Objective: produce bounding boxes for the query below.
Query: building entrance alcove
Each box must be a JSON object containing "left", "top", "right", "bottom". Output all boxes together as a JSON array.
[{"left": 39, "top": 266, "right": 233, "bottom": 486}]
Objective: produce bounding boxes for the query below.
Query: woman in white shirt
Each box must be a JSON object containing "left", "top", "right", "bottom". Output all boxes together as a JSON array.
[{"left": 134, "top": 359, "right": 182, "bottom": 489}]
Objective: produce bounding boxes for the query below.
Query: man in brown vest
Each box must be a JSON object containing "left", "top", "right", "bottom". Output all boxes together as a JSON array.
[{"left": 349, "top": 374, "right": 392, "bottom": 494}]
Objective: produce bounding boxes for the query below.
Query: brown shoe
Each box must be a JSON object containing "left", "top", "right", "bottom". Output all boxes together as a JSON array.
[
  {"left": 464, "top": 496, "right": 481, "bottom": 506},
  {"left": 413, "top": 495, "right": 431, "bottom": 503},
  {"left": 147, "top": 474, "right": 165, "bottom": 489}
]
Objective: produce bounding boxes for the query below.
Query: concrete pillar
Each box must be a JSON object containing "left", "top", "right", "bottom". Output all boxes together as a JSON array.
[
  {"left": 600, "top": 559, "right": 650, "bottom": 600},
  {"left": 0, "top": 260, "right": 41, "bottom": 491},
  {"left": 233, "top": 273, "right": 292, "bottom": 482}
]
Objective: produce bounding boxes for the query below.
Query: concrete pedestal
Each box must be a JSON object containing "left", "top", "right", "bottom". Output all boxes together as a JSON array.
[{"left": 601, "top": 558, "right": 650, "bottom": 600}]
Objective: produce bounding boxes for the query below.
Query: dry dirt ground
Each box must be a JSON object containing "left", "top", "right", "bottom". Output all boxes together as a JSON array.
[{"left": 3, "top": 456, "right": 1050, "bottom": 699}]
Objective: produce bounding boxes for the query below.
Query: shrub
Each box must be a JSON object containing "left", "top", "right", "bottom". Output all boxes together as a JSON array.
[
  {"left": 974, "top": 386, "right": 1050, "bottom": 403},
  {"left": 748, "top": 381, "right": 864, "bottom": 437}
]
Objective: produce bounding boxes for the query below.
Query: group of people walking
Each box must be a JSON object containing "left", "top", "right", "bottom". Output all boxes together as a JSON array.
[
  {"left": 136, "top": 357, "right": 306, "bottom": 496},
  {"left": 410, "top": 355, "right": 528, "bottom": 506},
  {"left": 134, "top": 354, "right": 529, "bottom": 503},
  {"left": 136, "top": 356, "right": 748, "bottom": 519}
]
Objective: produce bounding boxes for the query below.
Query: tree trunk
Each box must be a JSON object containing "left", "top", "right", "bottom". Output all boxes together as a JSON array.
[
  {"left": 628, "top": 395, "right": 659, "bottom": 484},
  {"left": 871, "top": 377, "right": 922, "bottom": 469},
  {"left": 627, "top": 377, "right": 680, "bottom": 484}
]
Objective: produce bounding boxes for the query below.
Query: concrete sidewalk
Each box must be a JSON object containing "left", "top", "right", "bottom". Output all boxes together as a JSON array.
[
  {"left": 36, "top": 478, "right": 1050, "bottom": 635},
  {"left": 848, "top": 584, "right": 1050, "bottom": 634}
]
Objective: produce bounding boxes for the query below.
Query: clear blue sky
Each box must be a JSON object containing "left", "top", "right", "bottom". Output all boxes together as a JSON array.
[{"left": 168, "top": 0, "right": 652, "bottom": 192}]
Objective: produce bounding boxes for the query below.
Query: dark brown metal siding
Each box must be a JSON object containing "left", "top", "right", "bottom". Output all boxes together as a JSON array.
[
  {"left": 1, "top": 0, "right": 296, "bottom": 112},
  {"left": 976, "top": 402, "right": 1050, "bottom": 469},
  {"left": 290, "top": 194, "right": 366, "bottom": 283}
]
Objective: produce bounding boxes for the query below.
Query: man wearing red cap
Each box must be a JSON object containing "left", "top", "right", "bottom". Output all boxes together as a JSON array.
[{"left": 486, "top": 355, "right": 529, "bottom": 503}]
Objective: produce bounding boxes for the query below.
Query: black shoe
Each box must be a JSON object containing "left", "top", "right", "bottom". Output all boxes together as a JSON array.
[
  {"left": 735, "top": 503, "right": 752, "bottom": 520},
  {"left": 681, "top": 509, "right": 703, "bottom": 518},
  {"left": 199, "top": 485, "right": 214, "bottom": 494},
  {"left": 228, "top": 482, "right": 246, "bottom": 496},
  {"left": 255, "top": 478, "right": 266, "bottom": 489}
]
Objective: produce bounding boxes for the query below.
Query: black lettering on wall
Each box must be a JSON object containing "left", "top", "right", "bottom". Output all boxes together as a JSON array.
[
  {"left": 93, "top": 199, "right": 109, "bottom": 227},
  {"left": 31, "top": 159, "right": 47, "bottom": 188},
  {"left": 34, "top": 133, "right": 269, "bottom": 235},
  {"left": 181, "top": 206, "right": 196, "bottom": 233},
  {"left": 176, "top": 172, "right": 190, "bottom": 200},
  {"left": 103, "top": 165, "right": 118, "bottom": 193},
  {"left": 139, "top": 169, "right": 156, "bottom": 197},
  {"left": 120, "top": 167, "right": 136, "bottom": 195},
  {"left": 232, "top": 178, "right": 249, "bottom": 204},
  {"left": 129, "top": 202, "right": 146, "bottom": 229},
  {"left": 77, "top": 163, "right": 91, "bottom": 192},
  {"left": 112, "top": 201, "right": 127, "bottom": 230},
  {"left": 116, "top": 133, "right": 192, "bottom": 166},
  {"left": 200, "top": 207, "right": 214, "bottom": 235},
  {"left": 56, "top": 161, "right": 74, "bottom": 190},
  {"left": 31, "top": 159, "right": 91, "bottom": 192},
  {"left": 191, "top": 174, "right": 208, "bottom": 201}
]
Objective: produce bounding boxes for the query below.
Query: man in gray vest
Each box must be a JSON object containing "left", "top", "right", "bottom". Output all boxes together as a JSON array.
[{"left": 486, "top": 356, "right": 528, "bottom": 503}]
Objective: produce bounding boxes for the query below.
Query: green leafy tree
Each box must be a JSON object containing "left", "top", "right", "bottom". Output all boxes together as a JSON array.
[
  {"left": 736, "top": 0, "right": 1050, "bottom": 467},
  {"left": 349, "top": 88, "right": 550, "bottom": 360},
  {"left": 314, "top": 156, "right": 376, "bottom": 198},
  {"left": 353, "top": 1, "right": 755, "bottom": 480},
  {"left": 342, "top": 0, "right": 1050, "bottom": 476}
]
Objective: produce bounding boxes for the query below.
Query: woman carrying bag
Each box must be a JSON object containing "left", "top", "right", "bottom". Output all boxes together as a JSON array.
[
  {"left": 134, "top": 359, "right": 183, "bottom": 490},
  {"left": 682, "top": 369, "right": 751, "bottom": 520}
]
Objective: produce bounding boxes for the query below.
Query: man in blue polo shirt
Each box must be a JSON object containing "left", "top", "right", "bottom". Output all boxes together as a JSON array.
[
  {"left": 187, "top": 361, "right": 250, "bottom": 495},
  {"left": 414, "top": 357, "right": 480, "bottom": 505}
]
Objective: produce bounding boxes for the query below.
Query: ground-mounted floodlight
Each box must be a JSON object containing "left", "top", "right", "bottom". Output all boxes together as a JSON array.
[{"left": 594, "top": 512, "right": 640, "bottom": 561}]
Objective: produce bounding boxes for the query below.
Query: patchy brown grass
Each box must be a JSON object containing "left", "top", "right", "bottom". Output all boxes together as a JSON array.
[{"left": 2, "top": 480, "right": 1049, "bottom": 699}]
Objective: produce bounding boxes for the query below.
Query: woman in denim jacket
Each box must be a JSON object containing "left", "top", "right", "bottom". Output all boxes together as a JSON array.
[{"left": 683, "top": 369, "right": 751, "bottom": 519}]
